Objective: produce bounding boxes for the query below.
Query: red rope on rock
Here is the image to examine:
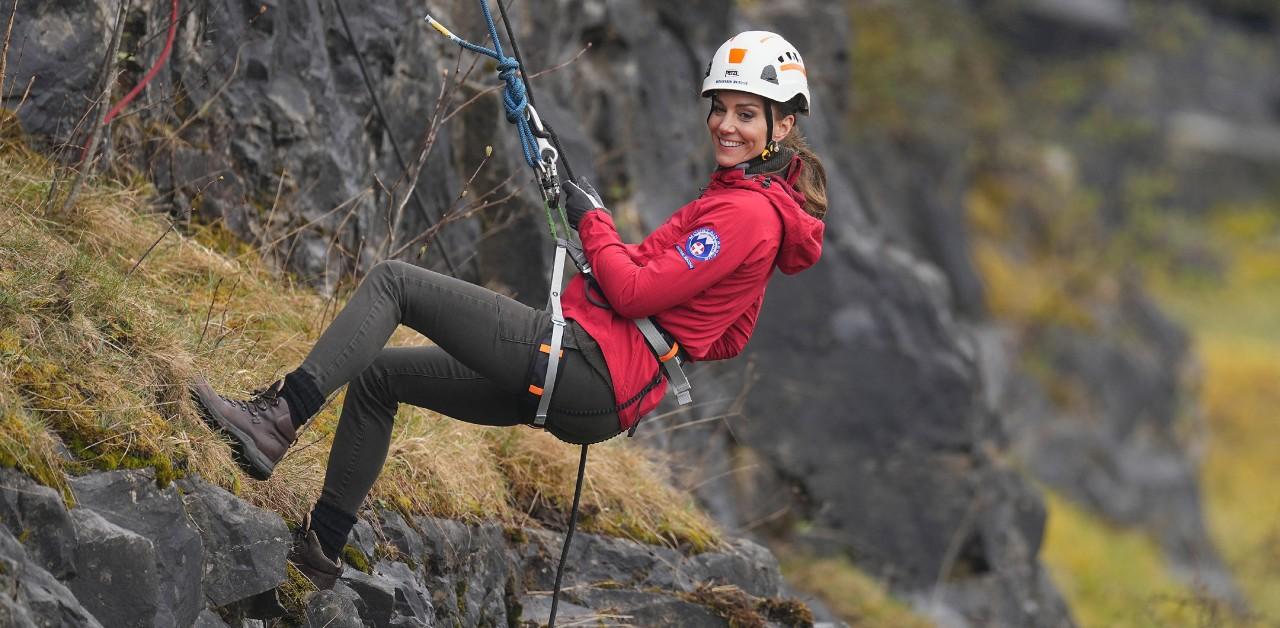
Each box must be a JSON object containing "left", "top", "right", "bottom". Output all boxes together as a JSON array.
[{"left": 102, "top": 0, "right": 179, "bottom": 126}]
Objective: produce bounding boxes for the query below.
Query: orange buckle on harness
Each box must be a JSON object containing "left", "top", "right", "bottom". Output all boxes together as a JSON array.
[
  {"left": 658, "top": 342, "right": 680, "bottom": 363},
  {"left": 529, "top": 343, "right": 566, "bottom": 396}
]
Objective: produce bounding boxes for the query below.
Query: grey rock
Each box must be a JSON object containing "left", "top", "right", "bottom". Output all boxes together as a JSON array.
[
  {"left": 376, "top": 509, "right": 425, "bottom": 564},
  {"left": 1024, "top": 0, "right": 1132, "bottom": 34},
  {"left": 0, "top": 468, "right": 77, "bottom": 579},
  {"left": 1169, "top": 111, "right": 1280, "bottom": 163},
  {"left": 624, "top": 597, "right": 729, "bottom": 628},
  {"left": 572, "top": 587, "right": 733, "bottom": 627},
  {"left": 515, "top": 595, "right": 600, "bottom": 627},
  {"left": 178, "top": 477, "right": 291, "bottom": 608},
  {"left": 193, "top": 608, "right": 233, "bottom": 628},
  {"left": 686, "top": 538, "right": 782, "bottom": 598},
  {"left": 0, "top": 525, "right": 104, "bottom": 628},
  {"left": 349, "top": 517, "right": 379, "bottom": 558},
  {"left": 339, "top": 568, "right": 397, "bottom": 627},
  {"left": 517, "top": 527, "right": 691, "bottom": 594},
  {"left": 414, "top": 516, "right": 512, "bottom": 627},
  {"left": 305, "top": 587, "right": 364, "bottom": 628},
  {"left": 340, "top": 563, "right": 437, "bottom": 628},
  {"left": 373, "top": 560, "right": 434, "bottom": 627},
  {"left": 68, "top": 469, "right": 204, "bottom": 627},
  {"left": 66, "top": 508, "right": 160, "bottom": 628},
  {"left": 4, "top": 0, "right": 113, "bottom": 143}
]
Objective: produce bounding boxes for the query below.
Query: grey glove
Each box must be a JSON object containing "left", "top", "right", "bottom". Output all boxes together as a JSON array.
[{"left": 564, "top": 178, "right": 608, "bottom": 230}]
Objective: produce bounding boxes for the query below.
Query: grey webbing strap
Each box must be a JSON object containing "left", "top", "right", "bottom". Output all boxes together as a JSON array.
[
  {"left": 633, "top": 318, "right": 693, "bottom": 406},
  {"left": 534, "top": 244, "right": 569, "bottom": 427}
]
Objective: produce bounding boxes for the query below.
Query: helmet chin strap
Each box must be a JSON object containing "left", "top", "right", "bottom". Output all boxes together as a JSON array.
[{"left": 762, "top": 101, "right": 776, "bottom": 160}]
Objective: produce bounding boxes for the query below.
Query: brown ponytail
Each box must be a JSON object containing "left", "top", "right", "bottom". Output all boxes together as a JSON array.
[
  {"left": 781, "top": 131, "right": 827, "bottom": 220},
  {"left": 774, "top": 96, "right": 828, "bottom": 220}
]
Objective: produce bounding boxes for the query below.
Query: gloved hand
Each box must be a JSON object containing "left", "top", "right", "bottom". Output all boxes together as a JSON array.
[{"left": 564, "top": 178, "right": 608, "bottom": 230}]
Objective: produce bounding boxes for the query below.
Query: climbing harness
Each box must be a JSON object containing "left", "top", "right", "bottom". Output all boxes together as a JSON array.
[{"left": 425, "top": 3, "right": 692, "bottom": 625}]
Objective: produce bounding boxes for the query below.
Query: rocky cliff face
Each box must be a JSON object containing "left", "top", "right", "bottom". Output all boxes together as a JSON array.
[
  {"left": 10, "top": 0, "right": 1275, "bottom": 626},
  {"left": 0, "top": 468, "right": 811, "bottom": 627}
]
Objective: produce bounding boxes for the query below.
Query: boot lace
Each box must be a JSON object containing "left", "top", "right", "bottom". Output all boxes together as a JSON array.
[{"left": 223, "top": 383, "right": 283, "bottom": 415}]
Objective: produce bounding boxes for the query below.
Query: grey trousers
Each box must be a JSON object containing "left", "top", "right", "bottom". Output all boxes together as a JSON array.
[{"left": 298, "top": 260, "right": 621, "bottom": 515}]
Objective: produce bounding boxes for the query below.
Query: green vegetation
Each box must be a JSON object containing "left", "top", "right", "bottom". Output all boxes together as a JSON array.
[
  {"left": 1042, "top": 492, "right": 1241, "bottom": 627},
  {"left": 780, "top": 552, "right": 933, "bottom": 628},
  {"left": 0, "top": 120, "right": 719, "bottom": 551},
  {"left": 1149, "top": 201, "right": 1280, "bottom": 622}
]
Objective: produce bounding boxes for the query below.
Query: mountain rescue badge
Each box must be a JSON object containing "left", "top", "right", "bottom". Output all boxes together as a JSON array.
[{"left": 685, "top": 228, "right": 721, "bottom": 263}]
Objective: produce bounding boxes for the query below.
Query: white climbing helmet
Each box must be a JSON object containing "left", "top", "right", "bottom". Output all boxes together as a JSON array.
[{"left": 701, "top": 31, "right": 810, "bottom": 114}]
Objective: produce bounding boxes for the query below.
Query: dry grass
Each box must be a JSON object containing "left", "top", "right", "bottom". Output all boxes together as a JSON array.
[
  {"left": 0, "top": 120, "right": 719, "bottom": 550},
  {"left": 779, "top": 551, "right": 933, "bottom": 628},
  {"left": 487, "top": 429, "right": 720, "bottom": 550}
]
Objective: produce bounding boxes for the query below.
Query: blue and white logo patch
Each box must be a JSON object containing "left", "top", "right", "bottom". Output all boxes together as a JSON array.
[{"left": 685, "top": 228, "right": 721, "bottom": 263}]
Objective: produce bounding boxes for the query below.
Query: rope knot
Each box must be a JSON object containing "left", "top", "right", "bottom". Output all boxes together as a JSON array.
[{"left": 498, "top": 56, "right": 527, "bottom": 123}]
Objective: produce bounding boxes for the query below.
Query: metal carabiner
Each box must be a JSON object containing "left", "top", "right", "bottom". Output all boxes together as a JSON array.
[{"left": 525, "top": 105, "right": 561, "bottom": 204}]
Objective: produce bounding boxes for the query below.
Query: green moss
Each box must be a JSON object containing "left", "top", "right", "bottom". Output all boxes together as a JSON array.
[
  {"left": 278, "top": 564, "right": 315, "bottom": 621},
  {"left": 502, "top": 526, "right": 528, "bottom": 545},
  {"left": 455, "top": 579, "right": 469, "bottom": 617},
  {"left": 342, "top": 545, "right": 372, "bottom": 574}
]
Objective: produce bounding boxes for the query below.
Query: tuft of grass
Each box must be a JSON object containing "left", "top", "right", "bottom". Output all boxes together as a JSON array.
[
  {"left": 779, "top": 551, "right": 932, "bottom": 628},
  {"left": 486, "top": 429, "right": 720, "bottom": 551},
  {"left": 679, "top": 583, "right": 814, "bottom": 628},
  {"left": 373, "top": 415, "right": 513, "bottom": 522},
  {"left": 0, "top": 130, "right": 721, "bottom": 552}
]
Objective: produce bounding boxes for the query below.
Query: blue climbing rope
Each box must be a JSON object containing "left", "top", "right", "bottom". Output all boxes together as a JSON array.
[{"left": 426, "top": 3, "right": 540, "bottom": 168}]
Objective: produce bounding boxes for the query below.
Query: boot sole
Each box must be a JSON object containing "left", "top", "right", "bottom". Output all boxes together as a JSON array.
[{"left": 189, "top": 388, "right": 276, "bottom": 481}]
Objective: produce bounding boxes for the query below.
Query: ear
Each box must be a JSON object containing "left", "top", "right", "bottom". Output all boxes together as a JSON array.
[{"left": 772, "top": 112, "right": 796, "bottom": 142}]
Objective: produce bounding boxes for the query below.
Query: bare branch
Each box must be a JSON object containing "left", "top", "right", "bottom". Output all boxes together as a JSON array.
[
  {"left": 0, "top": 0, "right": 18, "bottom": 112},
  {"left": 58, "top": 0, "right": 130, "bottom": 213},
  {"left": 443, "top": 43, "right": 592, "bottom": 124}
]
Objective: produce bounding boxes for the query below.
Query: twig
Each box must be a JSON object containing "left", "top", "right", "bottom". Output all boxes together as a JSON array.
[
  {"left": 265, "top": 187, "right": 370, "bottom": 249},
  {"left": 59, "top": 0, "right": 130, "bottom": 213},
  {"left": 260, "top": 168, "right": 288, "bottom": 262},
  {"left": 124, "top": 221, "right": 176, "bottom": 279},
  {"left": 387, "top": 185, "right": 519, "bottom": 260},
  {"left": 197, "top": 276, "right": 223, "bottom": 348},
  {"left": 443, "top": 43, "right": 591, "bottom": 124},
  {"left": 932, "top": 492, "right": 984, "bottom": 592},
  {"left": 163, "top": 42, "right": 245, "bottom": 145},
  {"left": 0, "top": 0, "right": 18, "bottom": 112}
]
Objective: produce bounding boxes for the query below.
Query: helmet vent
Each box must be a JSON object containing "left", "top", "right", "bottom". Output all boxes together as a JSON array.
[{"left": 760, "top": 65, "right": 779, "bottom": 84}]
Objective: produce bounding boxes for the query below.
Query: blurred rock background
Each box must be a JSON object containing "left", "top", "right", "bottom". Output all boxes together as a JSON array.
[{"left": 5, "top": 0, "right": 1279, "bottom": 626}]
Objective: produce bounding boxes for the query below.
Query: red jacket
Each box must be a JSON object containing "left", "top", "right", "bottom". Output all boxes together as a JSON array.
[{"left": 561, "top": 156, "right": 825, "bottom": 431}]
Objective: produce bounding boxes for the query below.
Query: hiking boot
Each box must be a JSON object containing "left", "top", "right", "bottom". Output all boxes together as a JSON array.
[
  {"left": 289, "top": 514, "right": 343, "bottom": 590},
  {"left": 189, "top": 376, "right": 296, "bottom": 481}
]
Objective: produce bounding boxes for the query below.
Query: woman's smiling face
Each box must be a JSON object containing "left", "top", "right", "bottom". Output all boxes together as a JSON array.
[{"left": 707, "top": 90, "right": 794, "bottom": 168}]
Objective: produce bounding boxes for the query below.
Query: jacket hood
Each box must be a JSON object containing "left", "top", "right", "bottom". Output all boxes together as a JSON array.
[{"left": 708, "top": 156, "right": 825, "bottom": 274}]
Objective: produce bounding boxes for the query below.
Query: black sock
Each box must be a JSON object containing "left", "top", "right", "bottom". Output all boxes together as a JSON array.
[
  {"left": 308, "top": 500, "right": 356, "bottom": 563},
  {"left": 280, "top": 369, "right": 324, "bottom": 429}
]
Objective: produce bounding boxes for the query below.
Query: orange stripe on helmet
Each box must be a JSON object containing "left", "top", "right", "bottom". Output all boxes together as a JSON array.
[
  {"left": 728, "top": 48, "right": 748, "bottom": 63},
  {"left": 780, "top": 63, "right": 807, "bottom": 76}
]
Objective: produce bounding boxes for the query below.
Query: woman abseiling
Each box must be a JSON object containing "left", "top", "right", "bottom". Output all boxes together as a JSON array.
[{"left": 190, "top": 30, "right": 826, "bottom": 589}]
